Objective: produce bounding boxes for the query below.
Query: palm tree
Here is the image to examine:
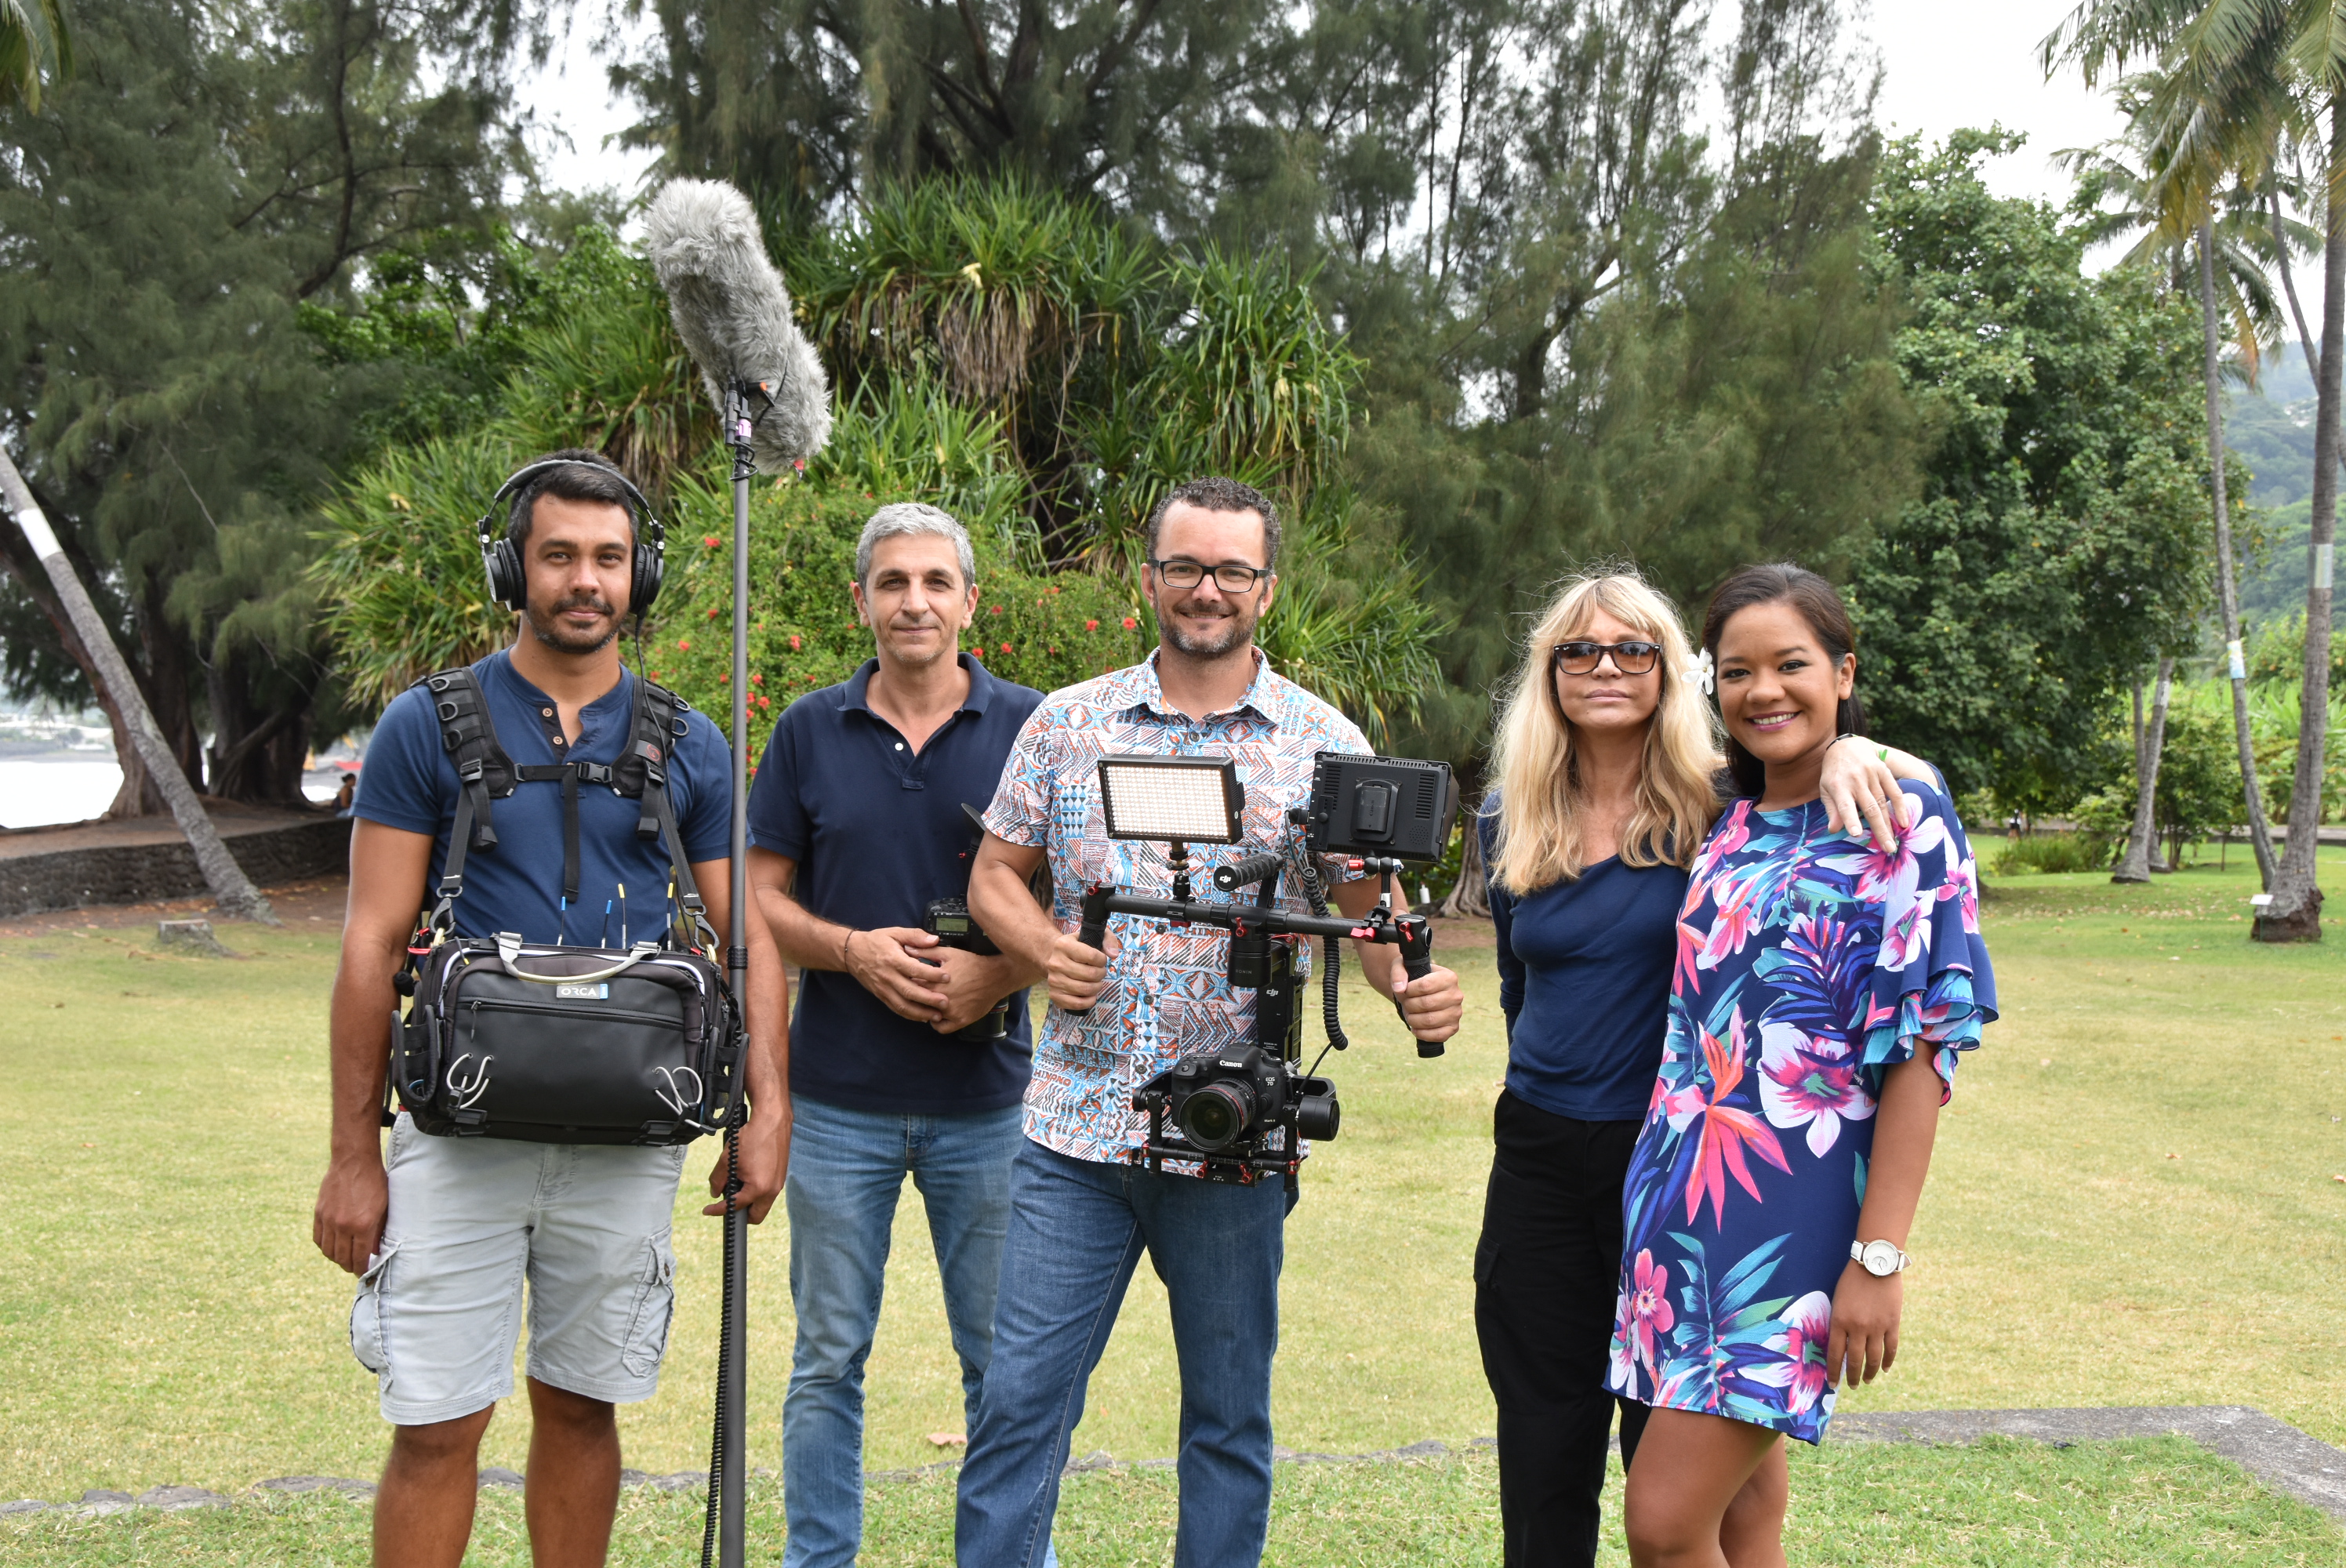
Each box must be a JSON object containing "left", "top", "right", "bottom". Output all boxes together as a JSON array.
[
  {"left": 0, "top": 0, "right": 69, "bottom": 114},
  {"left": 2046, "top": 0, "right": 2338, "bottom": 940},
  {"left": 2057, "top": 75, "right": 2288, "bottom": 884}
]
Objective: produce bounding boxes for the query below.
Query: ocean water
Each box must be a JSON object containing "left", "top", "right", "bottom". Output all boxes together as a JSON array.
[
  {"left": 1, "top": 757, "right": 125, "bottom": 829},
  {"left": 0, "top": 756, "right": 343, "bottom": 830}
]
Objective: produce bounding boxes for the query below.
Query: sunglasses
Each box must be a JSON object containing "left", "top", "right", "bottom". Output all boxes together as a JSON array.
[{"left": 1551, "top": 640, "right": 1662, "bottom": 676}]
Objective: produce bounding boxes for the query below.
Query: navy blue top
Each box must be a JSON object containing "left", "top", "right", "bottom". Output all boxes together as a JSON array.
[
  {"left": 354, "top": 651, "right": 733, "bottom": 945},
  {"left": 1483, "top": 800, "right": 1689, "bottom": 1123},
  {"left": 747, "top": 654, "right": 1045, "bottom": 1115}
]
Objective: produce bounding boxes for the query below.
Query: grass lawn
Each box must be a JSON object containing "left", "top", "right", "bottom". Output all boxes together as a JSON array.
[
  {"left": 6, "top": 1439, "right": 2342, "bottom": 1566},
  {"left": 1, "top": 848, "right": 2342, "bottom": 1551}
]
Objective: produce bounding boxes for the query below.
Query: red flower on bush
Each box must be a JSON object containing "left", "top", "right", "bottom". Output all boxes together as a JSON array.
[
  {"left": 999, "top": 641, "right": 1013, "bottom": 654},
  {"left": 1085, "top": 619, "right": 1099, "bottom": 631},
  {"left": 717, "top": 673, "right": 728, "bottom": 684},
  {"left": 1121, "top": 617, "right": 1137, "bottom": 630},
  {"left": 703, "top": 535, "right": 721, "bottom": 548},
  {"left": 969, "top": 648, "right": 985, "bottom": 662},
  {"left": 677, "top": 639, "right": 691, "bottom": 652},
  {"left": 1048, "top": 645, "right": 1059, "bottom": 654},
  {"left": 989, "top": 604, "right": 1003, "bottom": 615},
  {"left": 706, "top": 607, "right": 719, "bottom": 619},
  {"left": 788, "top": 634, "right": 802, "bottom": 651},
  {"left": 758, "top": 695, "right": 772, "bottom": 710},
  {"left": 750, "top": 673, "right": 764, "bottom": 686}
]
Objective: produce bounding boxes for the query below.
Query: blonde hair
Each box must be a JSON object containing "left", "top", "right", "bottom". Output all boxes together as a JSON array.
[{"left": 1487, "top": 570, "right": 1724, "bottom": 892}]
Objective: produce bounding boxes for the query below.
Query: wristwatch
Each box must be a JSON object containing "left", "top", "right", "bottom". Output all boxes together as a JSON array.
[{"left": 1850, "top": 1239, "right": 1909, "bottom": 1277}]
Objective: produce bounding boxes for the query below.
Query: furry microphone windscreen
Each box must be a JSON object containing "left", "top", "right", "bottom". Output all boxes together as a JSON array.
[{"left": 643, "top": 179, "right": 833, "bottom": 471}]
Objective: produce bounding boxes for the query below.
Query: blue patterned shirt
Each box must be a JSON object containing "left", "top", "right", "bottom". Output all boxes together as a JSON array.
[{"left": 981, "top": 650, "right": 1373, "bottom": 1166}]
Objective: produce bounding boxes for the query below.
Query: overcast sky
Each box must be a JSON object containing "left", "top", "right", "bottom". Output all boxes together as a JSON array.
[{"left": 520, "top": 1, "right": 2130, "bottom": 220}]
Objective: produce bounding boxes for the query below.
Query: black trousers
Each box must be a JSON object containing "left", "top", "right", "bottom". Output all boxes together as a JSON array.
[{"left": 1474, "top": 1091, "right": 1651, "bottom": 1568}]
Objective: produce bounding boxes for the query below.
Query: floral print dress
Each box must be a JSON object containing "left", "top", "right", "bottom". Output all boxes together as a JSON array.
[{"left": 1604, "top": 781, "right": 1995, "bottom": 1443}]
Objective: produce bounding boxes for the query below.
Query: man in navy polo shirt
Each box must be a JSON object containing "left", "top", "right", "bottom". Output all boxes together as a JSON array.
[
  {"left": 312, "top": 449, "right": 788, "bottom": 1568},
  {"left": 744, "top": 503, "right": 1046, "bottom": 1568}
]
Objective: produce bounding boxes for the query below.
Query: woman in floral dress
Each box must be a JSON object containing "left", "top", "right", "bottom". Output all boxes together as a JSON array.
[{"left": 1607, "top": 564, "right": 1995, "bottom": 1568}]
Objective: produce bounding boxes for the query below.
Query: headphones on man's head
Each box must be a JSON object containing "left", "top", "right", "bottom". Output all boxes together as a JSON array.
[{"left": 474, "top": 456, "right": 666, "bottom": 619}]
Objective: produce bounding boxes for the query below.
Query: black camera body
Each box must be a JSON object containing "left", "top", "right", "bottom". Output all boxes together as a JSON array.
[
  {"left": 923, "top": 896, "right": 1011, "bottom": 1044},
  {"left": 1140, "top": 1044, "right": 1341, "bottom": 1157}
]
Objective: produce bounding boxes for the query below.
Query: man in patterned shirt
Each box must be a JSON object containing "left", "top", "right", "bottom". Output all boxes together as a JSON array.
[{"left": 955, "top": 476, "right": 1466, "bottom": 1567}]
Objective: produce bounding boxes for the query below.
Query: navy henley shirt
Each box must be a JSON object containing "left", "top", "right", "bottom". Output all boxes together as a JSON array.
[
  {"left": 746, "top": 654, "right": 1044, "bottom": 1116},
  {"left": 353, "top": 651, "right": 733, "bottom": 944},
  {"left": 1482, "top": 798, "right": 1689, "bottom": 1123}
]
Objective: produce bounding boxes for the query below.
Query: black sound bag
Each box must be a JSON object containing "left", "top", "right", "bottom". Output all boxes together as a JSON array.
[{"left": 387, "top": 667, "right": 745, "bottom": 1145}]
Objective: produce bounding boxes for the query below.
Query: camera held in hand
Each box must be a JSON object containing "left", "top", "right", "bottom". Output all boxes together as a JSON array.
[
  {"left": 1074, "top": 750, "right": 1458, "bottom": 1189},
  {"left": 923, "top": 896, "right": 1011, "bottom": 1044},
  {"left": 1146, "top": 1044, "right": 1341, "bottom": 1156}
]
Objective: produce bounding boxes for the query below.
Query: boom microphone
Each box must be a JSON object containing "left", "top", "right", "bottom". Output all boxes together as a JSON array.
[{"left": 643, "top": 179, "right": 832, "bottom": 472}]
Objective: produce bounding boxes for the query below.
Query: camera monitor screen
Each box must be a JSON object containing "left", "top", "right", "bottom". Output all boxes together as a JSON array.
[
  {"left": 1308, "top": 752, "right": 1458, "bottom": 861},
  {"left": 1095, "top": 755, "right": 1244, "bottom": 844}
]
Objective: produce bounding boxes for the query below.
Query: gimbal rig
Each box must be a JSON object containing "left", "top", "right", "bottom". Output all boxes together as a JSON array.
[{"left": 1070, "top": 752, "right": 1458, "bottom": 1189}]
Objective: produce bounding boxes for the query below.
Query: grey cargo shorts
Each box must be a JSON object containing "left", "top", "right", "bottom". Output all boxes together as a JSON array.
[{"left": 350, "top": 1112, "right": 689, "bottom": 1425}]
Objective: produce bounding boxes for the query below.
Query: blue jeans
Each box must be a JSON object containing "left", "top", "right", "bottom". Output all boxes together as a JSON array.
[
  {"left": 783, "top": 1095, "right": 1026, "bottom": 1568},
  {"left": 955, "top": 1138, "right": 1297, "bottom": 1568}
]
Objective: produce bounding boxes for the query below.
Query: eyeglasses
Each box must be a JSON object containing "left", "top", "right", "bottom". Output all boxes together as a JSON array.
[
  {"left": 1150, "top": 558, "right": 1269, "bottom": 593},
  {"left": 1551, "top": 640, "right": 1662, "bottom": 676}
]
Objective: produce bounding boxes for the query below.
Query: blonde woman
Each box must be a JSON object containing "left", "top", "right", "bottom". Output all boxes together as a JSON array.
[{"left": 1473, "top": 569, "right": 1930, "bottom": 1568}]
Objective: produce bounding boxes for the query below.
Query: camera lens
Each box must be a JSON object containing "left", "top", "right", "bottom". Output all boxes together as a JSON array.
[
  {"left": 1178, "top": 1081, "right": 1255, "bottom": 1151},
  {"left": 1295, "top": 1088, "right": 1340, "bottom": 1141}
]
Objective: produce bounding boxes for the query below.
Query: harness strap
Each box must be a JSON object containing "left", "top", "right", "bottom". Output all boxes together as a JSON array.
[
  {"left": 645, "top": 763, "right": 717, "bottom": 950},
  {"left": 514, "top": 760, "right": 613, "bottom": 904},
  {"left": 412, "top": 665, "right": 702, "bottom": 946}
]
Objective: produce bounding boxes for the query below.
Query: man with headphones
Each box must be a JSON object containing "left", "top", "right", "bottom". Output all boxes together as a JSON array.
[{"left": 312, "top": 448, "right": 789, "bottom": 1568}]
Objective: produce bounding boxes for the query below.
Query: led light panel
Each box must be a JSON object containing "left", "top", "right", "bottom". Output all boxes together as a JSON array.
[{"left": 1096, "top": 755, "right": 1244, "bottom": 844}]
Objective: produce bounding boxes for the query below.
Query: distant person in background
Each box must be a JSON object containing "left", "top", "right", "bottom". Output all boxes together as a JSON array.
[
  {"left": 334, "top": 774, "right": 357, "bottom": 815},
  {"left": 1476, "top": 568, "right": 1934, "bottom": 1568},
  {"left": 1607, "top": 564, "right": 1996, "bottom": 1568}
]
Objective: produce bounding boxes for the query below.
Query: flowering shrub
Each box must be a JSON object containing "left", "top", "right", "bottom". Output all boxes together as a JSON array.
[{"left": 647, "top": 467, "right": 1150, "bottom": 759}]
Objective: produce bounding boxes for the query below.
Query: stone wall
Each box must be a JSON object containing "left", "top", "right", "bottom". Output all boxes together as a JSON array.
[{"left": 0, "top": 818, "right": 351, "bottom": 916}]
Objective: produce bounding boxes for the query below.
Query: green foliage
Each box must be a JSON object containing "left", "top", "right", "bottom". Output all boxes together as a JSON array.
[
  {"left": 2247, "top": 609, "right": 2346, "bottom": 691},
  {"left": 791, "top": 179, "right": 1362, "bottom": 568},
  {"left": 609, "top": 0, "right": 1284, "bottom": 223},
  {"left": 1850, "top": 131, "right": 2215, "bottom": 811},
  {"left": 2154, "top": 706, "right": 2250, "bottom": 855},
  {"left": 319, "top": 179, "right": 1442, "bottom": 742},
  {"left": 0, "top": 0, "right": 69, "bottom": 113},
  {"left": 0, "top": 0, "right": 526, "bottom": 802},
  {"left": 640, "top": 473, "right": 1150, "bottom": 764},
  {"left": 1994, "top": 833, "right": 2105, "bottom": 876}
]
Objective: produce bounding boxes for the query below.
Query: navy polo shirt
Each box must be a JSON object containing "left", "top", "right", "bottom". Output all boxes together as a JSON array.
[
  {"left": 746, "top": 654, "right": 1044, "bottom": 1116},
  {"left": 1483, "top": 798, "right": 1688, "bottom": 1123},
  {"left": 354, "top": 651, "right": 732, "bottom": 944}
]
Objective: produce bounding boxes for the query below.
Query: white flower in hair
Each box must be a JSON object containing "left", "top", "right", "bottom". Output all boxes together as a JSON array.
[{"left": 1683, "top": 648, "right": 1715, "bottom": 696}]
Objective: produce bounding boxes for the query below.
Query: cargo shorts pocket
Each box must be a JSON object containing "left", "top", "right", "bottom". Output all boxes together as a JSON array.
[
  {"left": 619, "top": 1230, "right": 677, "bottom": 1380},
  {"left": 349, "top": 1240, "right": 400, "bottom": 1376}
]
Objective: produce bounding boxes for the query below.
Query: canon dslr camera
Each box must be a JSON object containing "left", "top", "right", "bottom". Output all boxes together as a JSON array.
[
  {"left": 1146, "top": 1044, "right": 1340, "bottom": 1155},
  {"left": 923, "top": 896, "right": 1011, "bottom": 1043}
]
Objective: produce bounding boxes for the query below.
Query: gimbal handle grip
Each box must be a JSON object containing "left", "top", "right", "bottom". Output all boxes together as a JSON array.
[
  {"left": 1066, "top": 885, "right": 1113, "bottom": 1017},
  {"left": 1395, "top": 914, "right": 1444, "bottom": 1058}
]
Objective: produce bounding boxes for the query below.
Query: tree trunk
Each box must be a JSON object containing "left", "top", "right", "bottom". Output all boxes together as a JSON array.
[
  {"left": 2199, "top": 223, "right": 2281, "bottom": 892},
  {"left": 1440, "top": 795, "right": 1492, "bottom": 918},
  {"left": 2257, "top": 108, "right": 2341, "bottom": 942},
  {"left": 2113, "top": 657, "right": 2173, "bottom": 883},
  {"left": 0, "top": 452, "right": 277, "bottom": 923}
]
